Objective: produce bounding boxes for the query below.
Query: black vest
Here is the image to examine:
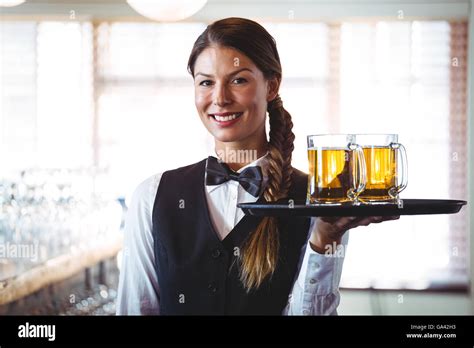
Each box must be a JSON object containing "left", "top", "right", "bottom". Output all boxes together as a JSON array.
[{"left": 152, "top": 158, "right": 310, "bottom": 315}]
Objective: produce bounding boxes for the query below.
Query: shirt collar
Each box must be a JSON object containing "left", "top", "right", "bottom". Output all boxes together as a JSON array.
[{"left": 205, "top": 150, "right": 270, "bottom": 194}]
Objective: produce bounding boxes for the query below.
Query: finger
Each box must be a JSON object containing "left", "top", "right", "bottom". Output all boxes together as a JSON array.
[
  {"left": 334, "top": 216, "right": 362, "bottom": 230},
  {"left": 372, "top": 215, "right": 400, "bottom": 222},
  {"left": 343, "top": 216, "right": 376, "bottom": 229},
  {"left": 319, "top": 216, "right": 340, "bottom": 224},
  {"left": 334, "top": 217, "right": 359, "bottom": 231},
  {"left": 371, "top": 216, "right": 386, "bottom": 223},
  {"left": 320, "top": 215, "right": 400, "bottom": 232},
  {"left": 339, "top": 216, "right": 364, "bottom": 231},
  {"left": 346, "top": 215, "right": 401, "bottom": 229},
  {"left": 349, "top": 217, "right": 374, "bottom": 228},
  {"left": 319, "top": 216, "right": 357, "bottom": 226},
  {"left": 319, "top": 216, "right": 356, "bottom": 224}
]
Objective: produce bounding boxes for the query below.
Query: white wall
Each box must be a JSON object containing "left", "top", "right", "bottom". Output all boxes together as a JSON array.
[{"left": 339, "top": 290, "right": 472, "bottom": 315}]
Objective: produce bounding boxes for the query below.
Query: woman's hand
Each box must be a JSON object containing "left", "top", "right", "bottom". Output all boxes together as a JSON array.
[{"left": 309, "top": 215, "right": 400, "bottom": 254}]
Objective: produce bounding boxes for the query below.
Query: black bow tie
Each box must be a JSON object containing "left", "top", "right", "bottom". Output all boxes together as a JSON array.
[{"left": 205, "top": 156, "right": 264, "bottom": 197}]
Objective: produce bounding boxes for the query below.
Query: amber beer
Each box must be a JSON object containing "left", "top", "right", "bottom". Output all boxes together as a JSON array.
[
  {"left": 307, "top": 148, "right": 354, "bottom": 203},
  {"left": 359, "top": 146, "right": 396, "bottom": 201},
  {"left": 306, "top": 134, "right": 366, "bottom": 204},
  {"left": 355, "top": 134, "right": 408, "bottom": 202}
]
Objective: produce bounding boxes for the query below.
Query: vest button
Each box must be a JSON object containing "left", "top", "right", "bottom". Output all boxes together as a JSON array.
[
  {"left": 208, "top": 283, "right": 218, "bottom": 293},
  {"left": 211, "top": 249, "right": 221, "bottom": 258}
]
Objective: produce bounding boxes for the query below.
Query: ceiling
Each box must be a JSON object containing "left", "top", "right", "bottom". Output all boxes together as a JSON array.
[{"left": 0, "top": 0, "right": 469, "bottom": 22}]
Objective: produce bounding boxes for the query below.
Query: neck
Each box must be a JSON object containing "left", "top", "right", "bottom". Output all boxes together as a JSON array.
[{"left": 215, "top": 137, "right": 268, "bottom": 171}]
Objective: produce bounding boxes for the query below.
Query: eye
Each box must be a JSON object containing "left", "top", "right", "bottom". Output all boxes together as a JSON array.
[
  {"left": 232, "top": 77, "right": 247, "bottom": 84},
  {"left": 199, "top": 80, "right": 213, "bottom": 86}
]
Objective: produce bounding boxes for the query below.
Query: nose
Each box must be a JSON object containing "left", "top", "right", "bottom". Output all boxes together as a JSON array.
[{"left": 213, "top": 83, "right": 231, "bottom": 106}]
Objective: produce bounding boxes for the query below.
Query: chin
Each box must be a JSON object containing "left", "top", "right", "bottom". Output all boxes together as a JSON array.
[{"left": 212, "top": 131, "right": 243, "bottom": 143}]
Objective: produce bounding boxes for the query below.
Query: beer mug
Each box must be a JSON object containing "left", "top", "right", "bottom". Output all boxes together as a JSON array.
[
  {"left": 307, "top": 134, "right": 366, "bottom": 205},
  {"left": 355, "top": 134, "right": 408, "bottom": 202}
]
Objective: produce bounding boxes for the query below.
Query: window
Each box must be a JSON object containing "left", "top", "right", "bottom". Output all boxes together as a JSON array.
[
  {"left": 94, "top": 22, "right": 211, "bottom": 196},
  {"left": 337, "top": 21, "right": 468, "bottom": 290},
  {"left": 263, "top": 21, "right": 469, "bottom": 290},
  {"left": 1, "top": 21, "right": 93, "bottom": 171}
]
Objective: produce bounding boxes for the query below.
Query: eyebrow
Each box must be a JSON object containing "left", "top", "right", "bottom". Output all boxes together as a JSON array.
[{"left": 194, "top": 68, "right": 254, "bottom": 78}]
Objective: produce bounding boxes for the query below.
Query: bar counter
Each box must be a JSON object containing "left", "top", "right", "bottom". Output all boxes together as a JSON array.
[{"left": 0, "top": 233, "right": 123, "bottom": 314}]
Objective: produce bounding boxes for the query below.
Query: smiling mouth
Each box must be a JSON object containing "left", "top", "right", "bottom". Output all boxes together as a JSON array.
[{"left": 209, "top": 112, "right": 244, "bottom": 122}]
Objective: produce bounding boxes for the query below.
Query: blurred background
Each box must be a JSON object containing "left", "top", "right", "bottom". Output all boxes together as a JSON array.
[{"left": 0, "top": 0, "right": 472, "bottom": 315}]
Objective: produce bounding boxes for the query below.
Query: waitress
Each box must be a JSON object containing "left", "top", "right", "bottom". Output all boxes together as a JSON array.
[{"left": 116, "top": 17, "right": 397, "bottom": 315}]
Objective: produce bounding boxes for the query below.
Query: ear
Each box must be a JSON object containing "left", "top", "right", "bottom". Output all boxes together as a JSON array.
[{"left": 266, "top": 77, "right": 280, "bottom": 102}]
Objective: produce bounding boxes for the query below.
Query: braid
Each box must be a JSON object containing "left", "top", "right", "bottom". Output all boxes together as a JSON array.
[
  {"left": 239, "top": 94, "right": 295, "bottom": 291},
  {"left": 267, "top": 95, "right": 294, "bottom": 199}
]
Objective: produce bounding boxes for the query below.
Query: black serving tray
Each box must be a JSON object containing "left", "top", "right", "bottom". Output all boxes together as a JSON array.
[{"left": 237, "top": 199, "right": 467, "bottom": 217}]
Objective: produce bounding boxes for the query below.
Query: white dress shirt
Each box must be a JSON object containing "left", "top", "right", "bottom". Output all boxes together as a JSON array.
[{"left": 116, "top": 153, "right": 348, "bottom": 315}]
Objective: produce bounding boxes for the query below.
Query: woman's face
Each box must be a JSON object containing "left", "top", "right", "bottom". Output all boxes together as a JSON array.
[{"left": 193, "top": 45, "right": 278, "bottom": 144}]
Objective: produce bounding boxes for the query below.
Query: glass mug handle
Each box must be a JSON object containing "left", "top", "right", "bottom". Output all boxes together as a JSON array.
[
  {"left": 389, "top": 142, "right": 408, "bottom": 199},
  {"left": 348, "top": 143, "right": 366, "bottom": 204}
]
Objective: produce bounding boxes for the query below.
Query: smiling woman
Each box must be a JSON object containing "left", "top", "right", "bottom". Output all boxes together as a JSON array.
[
  {"left": 196, "top": 67, "right": 252, "bottom": 126},
  {"left": 192, "top": 46, "right": 278, "bottom": 167},
  {"left": 194, "top": 54, "right": 269, "bottom": 146},
  {"left": 116, "top": 17, "right": 395, "bottom": 316}
]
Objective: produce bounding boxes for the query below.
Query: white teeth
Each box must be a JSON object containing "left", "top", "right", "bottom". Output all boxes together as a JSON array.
[{"left": 214, "top": 113, "right": 242, "bottom": 122}]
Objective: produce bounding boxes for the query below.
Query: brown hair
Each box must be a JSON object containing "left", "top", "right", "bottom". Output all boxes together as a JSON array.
[{"left": 187, "top": 17, "right": 295, "bottom": 292}]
